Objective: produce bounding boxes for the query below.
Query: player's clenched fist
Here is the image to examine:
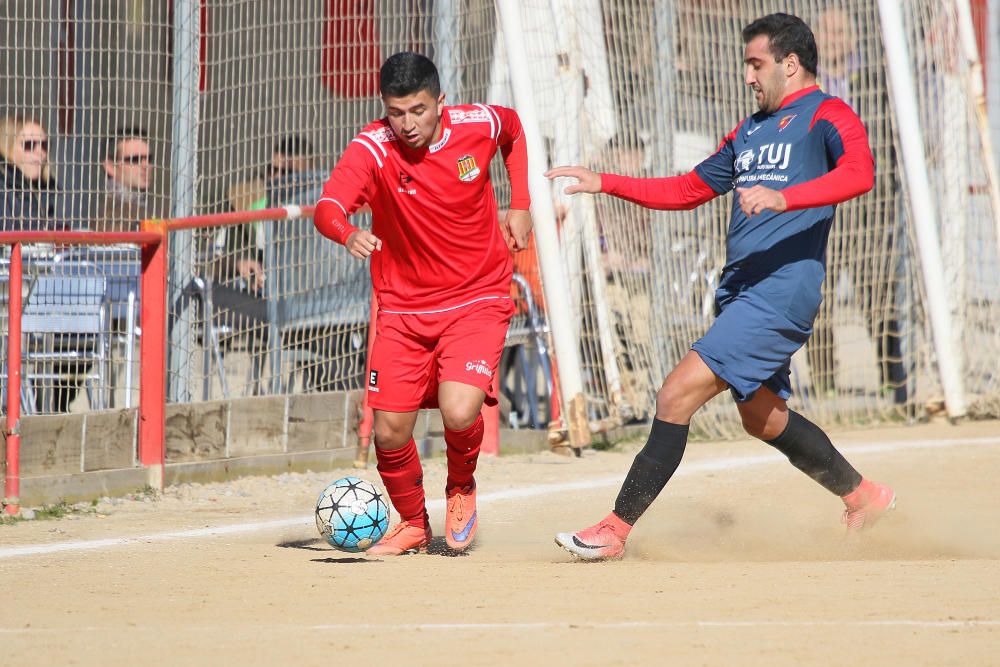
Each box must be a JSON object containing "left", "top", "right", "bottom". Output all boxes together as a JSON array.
[
  {"left": 503, "top": 208, "right": 533, "bottom": 252},
  {"left": 545, "top": 165, "right": 602, "bottom": 195},
  {"left": 735, "top": 185, "right": 787, "bottom": 217},
  {"left": 345, "top": 229, "right": 382, "bottom": 259}
]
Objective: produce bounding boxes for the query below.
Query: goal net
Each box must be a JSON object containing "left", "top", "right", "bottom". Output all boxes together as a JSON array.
[{"left": 490, "top": 0, "right": 1000, "bottom": 438}]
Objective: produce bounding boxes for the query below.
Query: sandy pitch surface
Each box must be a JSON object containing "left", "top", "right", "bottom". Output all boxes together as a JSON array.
[{"left": 2, "top": 420, "right": 999, "bottom": 666}]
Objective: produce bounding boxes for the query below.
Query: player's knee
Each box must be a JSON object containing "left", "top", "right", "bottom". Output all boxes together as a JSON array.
[
  {"left": 740, "top": 410, "right": 785, "bottom": 440},
  {"left": 740, "top": 413, "right": 768, "bottom": 439},
  {"left": 373, "top": 422, "right": 412, "bottom": 449},
  {"left": 440, "top": 405, "right": 480, "bottom": 431},
  {"left": 654, "top": 381, "right": 690, "bottom": 422}
]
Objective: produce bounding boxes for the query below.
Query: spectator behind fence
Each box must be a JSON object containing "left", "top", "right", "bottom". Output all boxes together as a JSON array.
[
  {"left": 1, "top": 115, "right": 62, "bottom": 237},
  {"left": 1, "top": 114, "right": 85, "bottom": 412},
  {"left": 219, "top": 135, "right": 315, "bottom": 291},
  {"left": 206, "top": 136, "right": 365, "bottom": 393},
  {"left": 93, "top": 126, "right": 163, "bottom": 232}
]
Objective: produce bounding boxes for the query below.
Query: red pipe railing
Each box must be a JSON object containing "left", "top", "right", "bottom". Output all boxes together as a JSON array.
[
  {"left": 162, "top": 205, "right": 315, "bottom": 231},
  {"left": 4, "top": 243, "right": 24, "bottom": 514},
  {"left": 1, "top": 229, "right": 167, "bottom": 515},
  {"left": 1, "top": 207, "right": 318, "bottom": 513}
]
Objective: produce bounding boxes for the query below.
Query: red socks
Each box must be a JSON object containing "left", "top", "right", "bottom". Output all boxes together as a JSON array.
[
  {"left": 375, "top": 415, "right": 485, "bottom": 525},
  {"left": 445, "top": 414, "right": 484, "bottom": 492},
  {"left": 375, "top": 439, "right": 428, "bottom": 528}
]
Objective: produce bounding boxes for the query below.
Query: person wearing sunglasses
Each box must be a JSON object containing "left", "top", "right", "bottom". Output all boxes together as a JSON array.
[
  {"left": 0, "top": 114, "right": 61, "bottom": 235},
  {"left": 94, "top": 125, "right": 162, "bottom": 233},
  {"left": 222, "top": 135, "right": 316, "bottom": 292}
]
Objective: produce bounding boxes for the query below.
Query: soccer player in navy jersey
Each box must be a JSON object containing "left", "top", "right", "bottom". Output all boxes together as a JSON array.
[
  {"left": 546, "top": 13, "right": 895, "bottom": 560},
  {"left": 314, "top": 52, "right": 532, "bottom": 555}
]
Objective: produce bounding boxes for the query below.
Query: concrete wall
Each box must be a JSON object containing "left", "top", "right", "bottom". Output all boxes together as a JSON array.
[{"left": 1, "top": 389, "right": 557, "bottom": 507}]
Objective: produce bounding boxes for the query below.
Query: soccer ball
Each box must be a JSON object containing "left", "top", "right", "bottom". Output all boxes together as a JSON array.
[{"left": 315, "top": 476, "right": 390, "bottom": 552}]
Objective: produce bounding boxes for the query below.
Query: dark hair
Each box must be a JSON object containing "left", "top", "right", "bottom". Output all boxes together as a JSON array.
[
  {"left": 105, "top": 125, "right": 149, "bottom": 161},
  {"left": 742, "top": 13, "right": 818, "bottom": 75},
  {"left": 273, "top": 134, "right": 313, "bottom": 157},
  {"left": 379, "top": 52, "right": 440, "bottom": 98}
]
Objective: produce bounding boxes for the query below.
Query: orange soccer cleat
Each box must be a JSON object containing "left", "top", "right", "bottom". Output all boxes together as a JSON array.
[
  {"left": 445, "top": 484, "right": 478, "bottom": 551},
  {"left": 366, "top": 520, "right": 432, "bottom": 556},
  {"left": 842, "top": 479, "right": 896, "bottom": 533},
  {"left": 554, "top": 514, "right": 630, "bottom": 561}
]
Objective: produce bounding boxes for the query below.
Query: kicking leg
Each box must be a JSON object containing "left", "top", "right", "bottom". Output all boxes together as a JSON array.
[{"left": 556, "top": 351, "right": 728, "bottom": 560}]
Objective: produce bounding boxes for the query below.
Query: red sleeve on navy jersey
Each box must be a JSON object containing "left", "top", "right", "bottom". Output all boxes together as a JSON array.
[
  {"left": 491, "top": 105, "right": 531, "bottom": 210},
  {"left": 781, "top": 98, "right": 874, "bottom": 210},
  {"left": 600, "top": 169, "right": 718, "bottom": 211},
  {"left": 314, "top": 137, "right": 379, "bottom": 245}
]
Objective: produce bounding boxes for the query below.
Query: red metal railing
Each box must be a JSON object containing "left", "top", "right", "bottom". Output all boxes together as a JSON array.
[
  {"left": 1, "top": 206, "right": 331, "bottom": 514},
  {"left": 2, "top": 203, "right": 515, "bottom": 508},
  {"left": 1, "top": 229, "right": 164, "bottom": 515}
]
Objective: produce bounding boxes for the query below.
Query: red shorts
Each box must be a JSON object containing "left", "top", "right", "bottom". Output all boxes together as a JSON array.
[{"left": 366, "top": 297, "right": 515, "bottom": 412}]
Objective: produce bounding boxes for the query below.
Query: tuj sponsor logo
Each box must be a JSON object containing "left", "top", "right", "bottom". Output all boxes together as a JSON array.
[{"left": 756, "top": 142, "right": 792, "bottom": 170}]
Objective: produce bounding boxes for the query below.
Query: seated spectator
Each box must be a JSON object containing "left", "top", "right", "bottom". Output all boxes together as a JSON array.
[
  {"left": 220, "top": 135, "right": 316, "bottom": 291},
  {"left": 1, "top": 114, "right": 61, "bottom": 236},
  {"left": 93, "top": 126, "right": 164, "bottom": 232},
  {"left": 0, "top": 114, "right": 85, "bottom": 412}
]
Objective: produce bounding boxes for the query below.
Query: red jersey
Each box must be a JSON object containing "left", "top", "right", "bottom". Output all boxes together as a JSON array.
[{"left": 315, "top": 104, "right": 530, "bottom": 313}]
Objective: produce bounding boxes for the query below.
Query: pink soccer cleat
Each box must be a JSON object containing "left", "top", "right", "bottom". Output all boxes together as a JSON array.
[
  {"left": 367, "top": 520, "right": 433, "bottom": 556},
  {"left": 554, "top": 513, "right": 631, "bottom": 561},
  {"left": 842, "top": 479, "right": 897, "bottom": 533}
]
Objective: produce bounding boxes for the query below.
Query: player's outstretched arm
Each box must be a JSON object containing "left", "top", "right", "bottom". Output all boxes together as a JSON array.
[
  {"left": 545, "top": 165, "right": 602, "bottom": 194},
  {"left": 546, "top": 165, "right": 718, "bottom": 211}
]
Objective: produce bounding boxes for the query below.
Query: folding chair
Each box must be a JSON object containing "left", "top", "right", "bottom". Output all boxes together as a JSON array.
[{"left": 19, "top": 267, "right": 110, "bottom": 413}]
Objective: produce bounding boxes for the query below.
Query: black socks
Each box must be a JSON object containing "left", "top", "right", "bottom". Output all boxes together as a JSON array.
[
  {"left": 613, "top": 419, "right": 690, "bottom": 525},
  {"left": 765, "top": 410, "right": 861, "bottom": 496}
]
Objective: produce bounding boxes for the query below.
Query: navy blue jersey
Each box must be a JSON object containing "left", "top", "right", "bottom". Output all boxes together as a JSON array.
[
  {"left": 598, "top": 84, "right": 873, "bottom": 402},
  {"left": 695, "top": 85, "right": 872, "bottom": 280}
]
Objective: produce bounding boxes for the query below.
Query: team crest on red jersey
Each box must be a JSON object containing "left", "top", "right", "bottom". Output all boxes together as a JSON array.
[
  {"left": 778, "top": 114, "right": 797, "bottom": 132},
  {"left": 457, "top": 154, "right": 481, "bottom": 182}
]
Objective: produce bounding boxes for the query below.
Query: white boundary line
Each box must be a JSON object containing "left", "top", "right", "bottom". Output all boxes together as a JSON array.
[
  {"left": 1, "top": 436, "right": 998, "bottom": 560},
  {"left": 310, "top": 619, "right": 1000, "bottom": 630},
  {"left": 0, "top": 619, "right": 997, "bottom": 634}
]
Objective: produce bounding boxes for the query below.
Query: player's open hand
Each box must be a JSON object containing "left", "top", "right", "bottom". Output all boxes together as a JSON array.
[
  {"left": 545, "top": 165, "right": 601, "bottom": 195},
  {"left": 345, "top": 229, "right": 382, "bottom": 259},
  {"left": 503, "top": 208, "right": 533, "bottom": 252},
  {"left": 735, "top": 185, "right": 787, "bottom": 217}
]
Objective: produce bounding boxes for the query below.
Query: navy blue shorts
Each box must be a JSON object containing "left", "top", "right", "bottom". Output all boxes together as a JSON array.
[{"left": 692, "top": 286, "right": 813, "bottom": 402}]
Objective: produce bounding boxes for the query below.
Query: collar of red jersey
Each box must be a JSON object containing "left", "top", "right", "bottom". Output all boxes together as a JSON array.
[
  {"left": 777, "top": 84, "right": 820, "bottom": 111},
  {"left": 428, "top": 106, "right": 454, "bottom": 153}
]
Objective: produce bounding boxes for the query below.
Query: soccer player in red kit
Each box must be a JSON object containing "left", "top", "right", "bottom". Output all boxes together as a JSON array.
[{"left": 314, "top": 52, "right": 532, "bottom": 555}]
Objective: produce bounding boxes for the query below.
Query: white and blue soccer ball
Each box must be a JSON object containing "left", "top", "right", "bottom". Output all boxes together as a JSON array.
[{"left": 315, "top": 476, "right": 389, "bottom": 552}]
